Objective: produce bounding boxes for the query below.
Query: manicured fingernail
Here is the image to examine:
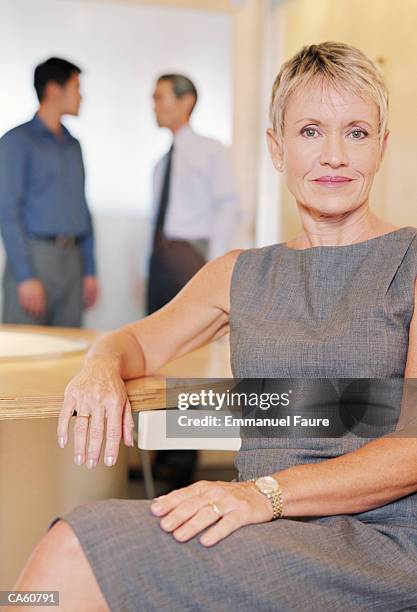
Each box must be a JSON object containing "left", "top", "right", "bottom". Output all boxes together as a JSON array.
[
  {"left": 105, "top": 456, "right": 114, "bottom": 467},
  {"left": 87, "top": 458, "right": 96, "bottom": 469},
  {"left": 74, "top": 454, "right": 83, "bottom": 466},
  {"left": 58, "top": 436, "right": 66, "bottom": 448}
]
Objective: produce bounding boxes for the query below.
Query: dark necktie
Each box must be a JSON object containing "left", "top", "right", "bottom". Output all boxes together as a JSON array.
[{"left": 153, "top": 144, "right": 174, "bottom": 245}]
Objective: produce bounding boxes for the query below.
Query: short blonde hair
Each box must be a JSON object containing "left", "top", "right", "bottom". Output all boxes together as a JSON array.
[{"left": 270, "top": 42, "right": 389, "bottom": 142}]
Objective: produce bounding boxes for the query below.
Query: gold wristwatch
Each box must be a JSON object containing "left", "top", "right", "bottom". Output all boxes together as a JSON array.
[{"left": 253, "top": 475, "right": 283, "bottom": 520}]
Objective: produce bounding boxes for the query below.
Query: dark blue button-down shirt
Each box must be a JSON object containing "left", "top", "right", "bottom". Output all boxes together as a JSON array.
[{"left": 0, "top": 114, "right": 95, "bottom": 282}]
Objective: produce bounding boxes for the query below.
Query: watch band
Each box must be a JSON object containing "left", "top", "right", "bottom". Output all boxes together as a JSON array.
[
  {"left": 266, "top": 488, "right": 283, "bottom": 520},
  {"left": 250, "top": 477, "right": 284, "bottom": 520}
]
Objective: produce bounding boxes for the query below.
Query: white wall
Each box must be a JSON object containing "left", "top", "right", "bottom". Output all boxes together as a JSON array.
[{"left": 0, "top": 0, "right": 233, "bottom": 328}]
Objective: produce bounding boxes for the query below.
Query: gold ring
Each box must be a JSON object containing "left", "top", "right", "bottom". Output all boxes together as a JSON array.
[
  {"left": 208, "top": 502, "right": 223, "bottom": 518},
  {"left": 76, "top": 412, "right": 90, "bottom": 418}
]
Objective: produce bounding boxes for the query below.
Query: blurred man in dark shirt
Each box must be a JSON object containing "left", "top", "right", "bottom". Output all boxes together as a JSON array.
[{"left": 0, "top": 57, "right": 98, "bottom": 326}]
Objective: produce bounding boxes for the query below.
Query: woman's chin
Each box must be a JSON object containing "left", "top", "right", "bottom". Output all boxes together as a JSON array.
[{"left": 299, "top": 200, "right": 363, "bottom": 219}]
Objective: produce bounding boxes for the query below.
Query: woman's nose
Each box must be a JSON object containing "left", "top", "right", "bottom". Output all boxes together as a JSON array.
[{"left": 319, "top": 135, "right": 348, "bottom": 168}]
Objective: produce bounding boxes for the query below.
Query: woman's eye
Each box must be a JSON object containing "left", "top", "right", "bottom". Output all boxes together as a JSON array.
[
  {"left": 302, "top": 127, "right": 319, "bottom": 138},
  {"left": 349, "top": 129, "right": 368, "bottom": 139}
]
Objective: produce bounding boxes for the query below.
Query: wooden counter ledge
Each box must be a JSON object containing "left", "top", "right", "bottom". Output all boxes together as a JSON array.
[{"left": 0, "top": 324, "right": 232, "bottom": 421}]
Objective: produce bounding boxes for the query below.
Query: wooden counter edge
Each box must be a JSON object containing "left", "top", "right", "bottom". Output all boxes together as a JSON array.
[{"left": 0, "top": 377, "right": 233, "bottom": 420}]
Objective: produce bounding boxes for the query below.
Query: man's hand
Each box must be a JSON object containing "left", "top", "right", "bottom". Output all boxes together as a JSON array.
[
  {"left": 18, "top": 278, "right": 47, "bottom": 318},
  {"left": 83, "top": 275, "right": 99, "bottom": 309}
]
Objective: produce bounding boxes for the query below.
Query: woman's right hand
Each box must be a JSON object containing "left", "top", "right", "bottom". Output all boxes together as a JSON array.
[
  {"left": 55, "top": 250, "right": 241, "bottom": 469},
  {"left": 57, "top": 356, "right": 135, "bottom": 469}
]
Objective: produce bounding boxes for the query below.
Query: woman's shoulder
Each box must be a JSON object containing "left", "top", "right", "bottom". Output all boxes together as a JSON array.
[
  {"left": 391, "top": 225, "right": 417, "bottom": 239},
  {"left": 203, "top": 245, "right": 284, "bottom": 300},
  {"left": 226, "top": 243, "right": 285, "bottom": 267},
  {"left": 397, "top": 227, "right": 417, "bottom": 275},
  {"left": 391, "top": 226, "right": 417, "bottom": 258},
  {"left": 215, "top": 245, "right": 287, "bottom": 298},
  {"left": 402, "top": 226, "right": 417, "bottom": 241},
  {"left": 210, "top": 244, "right": 284, "bottom": 273},
  {"left": 231, "top": 243, "right": 287, "bottom": 272}
]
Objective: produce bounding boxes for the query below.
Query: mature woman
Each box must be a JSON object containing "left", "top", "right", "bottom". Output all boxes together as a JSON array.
[{"left": 10, "top": 42, "right": 417, "bottom": 611}]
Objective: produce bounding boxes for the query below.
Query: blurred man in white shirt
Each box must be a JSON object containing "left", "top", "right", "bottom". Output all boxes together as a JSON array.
[
  {"left": 148, "top": 73, "right": 239, "bottom": 314},
  {"left": 147, "top": 74, "right": 239, "bottom": 489}
]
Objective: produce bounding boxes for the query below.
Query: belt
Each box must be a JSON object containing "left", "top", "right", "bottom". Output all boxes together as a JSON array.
[{"left": 28, "top": 234, "right": 82, "bottom": 247}]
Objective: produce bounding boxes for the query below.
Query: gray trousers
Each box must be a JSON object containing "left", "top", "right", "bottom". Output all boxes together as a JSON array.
[{"left": 2, "top": 238, "right": 84, "bottom": 327}]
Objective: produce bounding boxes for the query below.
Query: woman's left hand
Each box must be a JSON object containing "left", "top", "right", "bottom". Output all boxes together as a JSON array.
[{"left": 150, "top": 479, "right": 273, "bottom": 547}]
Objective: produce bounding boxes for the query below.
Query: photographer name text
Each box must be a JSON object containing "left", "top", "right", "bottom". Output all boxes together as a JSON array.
[{"left": 176, "top": 415, "right": 330, "bottom": 428}]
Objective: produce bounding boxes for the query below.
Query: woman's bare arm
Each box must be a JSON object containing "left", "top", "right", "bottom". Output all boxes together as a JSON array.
[
  {"left": 271, "top": 279, "right": 417, "bottom": 517},
  {"left": 85, "top": 249, "right": 242, "bottom": 378},
  {"left": 57, "top": 249, "right": 242, "bottom": 467}
]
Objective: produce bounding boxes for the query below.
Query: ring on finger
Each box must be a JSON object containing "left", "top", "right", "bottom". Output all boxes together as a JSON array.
[{"left": 207, "top": 502, "right": 223, "bottom": 519}]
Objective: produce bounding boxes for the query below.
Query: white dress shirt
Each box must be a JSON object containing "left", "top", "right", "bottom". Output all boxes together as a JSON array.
[{"left": 152, "top": 124, "right": 239, "bottom": 260}]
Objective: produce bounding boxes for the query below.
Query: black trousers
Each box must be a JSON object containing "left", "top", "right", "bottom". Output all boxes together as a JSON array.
[
  {"left": 147, "top": 236, "right": 208, "bottom": 487},
  {"left": 147, "top": 236, "right": 208, "bottom": 313}
]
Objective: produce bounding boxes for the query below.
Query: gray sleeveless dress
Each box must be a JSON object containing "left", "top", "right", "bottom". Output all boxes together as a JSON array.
[{"left": 57, "top": 227, "right": 417, "bottom": 611}]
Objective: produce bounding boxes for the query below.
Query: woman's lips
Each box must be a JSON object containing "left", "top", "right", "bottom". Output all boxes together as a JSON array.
[{"left": 313, "top": 176, "right": 354, "bottom": 188}]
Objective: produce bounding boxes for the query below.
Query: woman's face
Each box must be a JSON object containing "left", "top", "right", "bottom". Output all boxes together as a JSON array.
[{"left": 267, "top": 80, "right": 388, "bottom": 217}]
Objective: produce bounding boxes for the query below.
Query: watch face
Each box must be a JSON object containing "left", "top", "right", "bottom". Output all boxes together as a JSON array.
[{"left": 256, "top": 475, "right": 278, "bottom": 493}]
